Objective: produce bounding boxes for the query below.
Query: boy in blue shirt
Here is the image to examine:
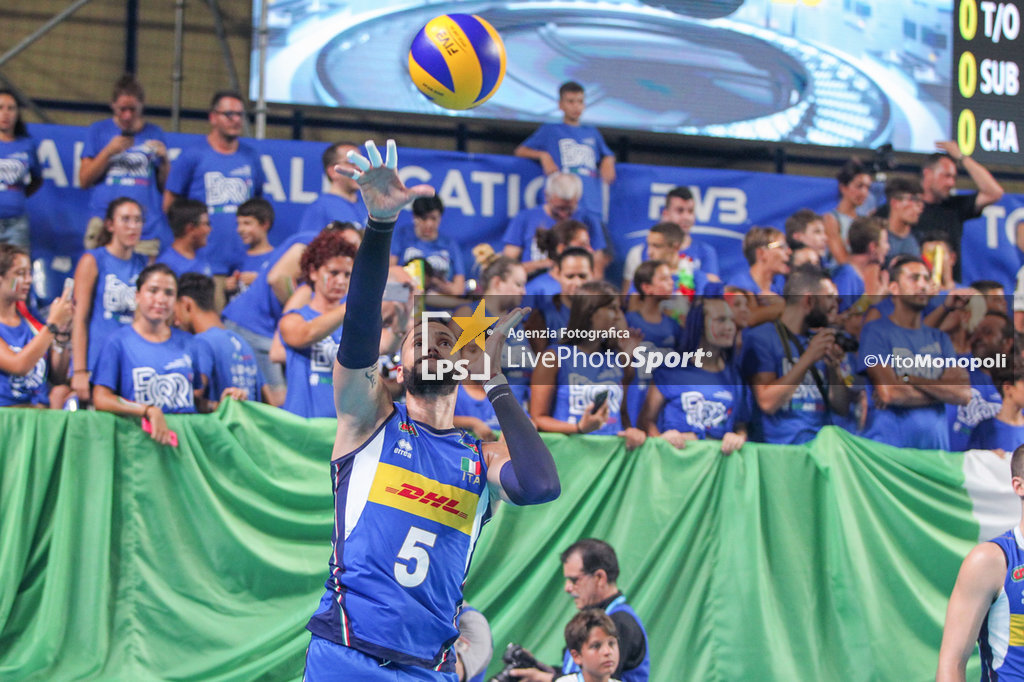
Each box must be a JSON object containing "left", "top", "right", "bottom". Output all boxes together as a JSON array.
[
  {"left": 157, "top": 198, "right": 213, "bottom": 279},
  {"left": 968, "top": 364, "right": 1024, "bottom": 454},
  {"left": 514, "top": 81, "right": 615, "bottom": 220},
  {"left": 228, "top": 197, "right": 275, "bottom": 297}
]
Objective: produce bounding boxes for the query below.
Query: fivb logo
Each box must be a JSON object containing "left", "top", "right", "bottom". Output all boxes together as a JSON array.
[{"left": 419, "top": 300, "right": 494, "bottom": 381}]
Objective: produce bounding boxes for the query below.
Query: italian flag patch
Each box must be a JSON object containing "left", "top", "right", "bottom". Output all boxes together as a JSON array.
[{"left": 460, "top": 457, "right": 480, "bottom": 475}]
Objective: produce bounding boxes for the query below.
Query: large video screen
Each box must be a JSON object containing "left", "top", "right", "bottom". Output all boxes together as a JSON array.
[{"left": 253, "top": 0, "right": 955, "bottom": 153}]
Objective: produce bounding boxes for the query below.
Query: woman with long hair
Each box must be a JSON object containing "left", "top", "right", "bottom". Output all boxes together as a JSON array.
[
  {"left": 639, "top": 295, "right": 748, "bottom": 455},
  {"left": 70, "top": 197, "right": 149, "bottom": 405},
  {"left": 278, "top": 229, "right": 357, "bottom": 417},
  {"left": 823, "top": 158, "right": 873, "bottom": 265},
  {"left": 0, "top": 90, "right": 42, "bottom": 251},
  {"left": 530, "top": 280, "right": 646, "bottom": 449},
  {"left": 93, "top": 264, "right": 199, "bottom": 445},
  {"left": 0, "top": 244, "right": 73, "bottom": 406}
]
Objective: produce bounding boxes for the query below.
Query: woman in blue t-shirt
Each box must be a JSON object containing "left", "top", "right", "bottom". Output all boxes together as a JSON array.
[
  {"left": 0, "top": 90, "right": 42, "bottom": 251},
  {"left": 93, "top": 264, "right": 199, "bottom": 445},
  {"left": 70, "top": 197, "right": 150, "bottom": 405},
  {"left": 530, "top": 280, "right": 646, "bottom": 450},
  {"left": 278, "top": 230, "right": 357, "bottom": 418},
  {"left": 0, "top": 244, "right": 73, "bottom": 406},
  {"left": 639, "top": 296, "right": 748, "bottom": 455}
]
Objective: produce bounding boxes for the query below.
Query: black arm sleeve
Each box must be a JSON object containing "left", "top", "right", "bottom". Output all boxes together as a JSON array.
[
  {"left": 337, "top": 218, "right": 394, "bottom": 369},
  {"left": 609, "top": 611, "right": 647, "bottom": 677}
]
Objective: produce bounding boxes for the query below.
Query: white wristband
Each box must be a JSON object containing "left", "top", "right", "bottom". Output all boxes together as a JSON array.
[{"left": 484, "top": 372, "right": 508, "bottom": 395}]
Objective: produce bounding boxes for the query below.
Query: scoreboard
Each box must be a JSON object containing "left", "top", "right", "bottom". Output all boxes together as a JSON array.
[{"left": 954, "top": 0, "right": 1022, "bottom": 165}]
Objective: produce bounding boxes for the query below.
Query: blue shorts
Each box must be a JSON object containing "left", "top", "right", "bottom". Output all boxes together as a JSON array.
[{"left": 304, "top": 634, "right": 459, "bottom": 682}]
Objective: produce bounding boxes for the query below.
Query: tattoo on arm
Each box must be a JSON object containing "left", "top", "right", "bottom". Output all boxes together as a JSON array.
[{"left": 364, "top": 368, "right": 378, "bottom": 387}]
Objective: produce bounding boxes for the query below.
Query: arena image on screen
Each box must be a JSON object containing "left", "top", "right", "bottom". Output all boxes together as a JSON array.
[{"left": 253, "top": 0, "right": 952, "bottom": 153}]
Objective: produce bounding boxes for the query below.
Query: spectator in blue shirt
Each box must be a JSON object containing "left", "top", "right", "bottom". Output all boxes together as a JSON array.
[
  {"left": 831, "top": 217, "right": 889, "bottom": 319},
  {"left": 227, "top": 197, "right": 275, "bottom": 298},
  {"left": 296, "top": 142, "right": 367, "bottom": 234},
  {"left": 93, "top": 264, "right": 200, "bottom": 446},
  {"left": 156, "top": 198, "right": 213, "bottom": 279},
  {"left": 390, "top": 196, "right": 465, "bottom": 296},
  {"left": 514, "top": 80, "right": 615, "bottom": 220},
  {"left": 278, "top": 229, "right": 356, "bottom": 418},
  {"left": 523, "top": 218, "right": 593, "bottom": 311},
  {"left": 785, "top": 209, "right": 829, "bottom": 268},
  {"left": 968, "top": 363, "right": 1024, "bottom": 454},
  {"left": 623, "top": 259, "right": 681, "bottom": 425},
  {"left": 523, "top": 247, "right": 594, "bottom": 354},
  {"left": 174, "top": 272, "right": 265, "bottom": 410},
  {"left": 640, "top": 296, "right": 747, "bottom": 454},
  {"left": 79, "top": 75, "right": 169, "bottom": 255},
  {"left": 727, "top": 226, "right": 790, "bottom": 328},
  {"left": 0, "top": 90, "right": 42, "bottom": 252},
  {"left": 858, "top": 255, "right": 970, "bottom": 450},
  {"left": 0, "top": 244, "right": 73, "bottom": 406},
  {"left": 70, "top": 197, "right": 149, "bottom": 406},
  {"left": 164, "top": 91, "right": 265, "bottom": 305},
  {"left": 740, "top": 266, "right": 853, "bottom": 444},
  {"left": 502, "top": 172, "right": 607, "bottom": 277},
  {"left": 882, "top": 177, "right": 925, "bottom": 261}
]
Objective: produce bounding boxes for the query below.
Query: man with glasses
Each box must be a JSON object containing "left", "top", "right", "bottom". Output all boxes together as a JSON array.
[
  {"left": 883, "top": 177, "right": 926, "bottom": 261},
  {"left": 510, "top": 539, "right": 649, "bottom": 682},
  {"left": 164, "top": 91, "right": 265, "bottom": 309}
]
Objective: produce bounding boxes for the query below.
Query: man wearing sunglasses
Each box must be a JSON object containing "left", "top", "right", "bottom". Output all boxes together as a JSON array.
[
  {"left": 164, "top": 91, "right": 266, "bottom": 309},
  {"left": 511, "top": 539, "right": 649, "bottom": 682}
]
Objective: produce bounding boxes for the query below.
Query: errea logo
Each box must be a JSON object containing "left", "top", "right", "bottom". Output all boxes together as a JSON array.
[{"left": 393, "top": 438, "right": 413, "bottom": 459}]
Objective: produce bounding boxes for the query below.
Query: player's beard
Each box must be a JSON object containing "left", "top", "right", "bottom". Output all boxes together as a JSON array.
[{"left": 403, "top": 359, "right": 459, "bottom": 399}]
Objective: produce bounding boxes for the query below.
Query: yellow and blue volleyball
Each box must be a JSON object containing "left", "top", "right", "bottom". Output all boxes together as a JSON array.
[{"left": 408, "top": 14, "right": 506, "bottom": 111}]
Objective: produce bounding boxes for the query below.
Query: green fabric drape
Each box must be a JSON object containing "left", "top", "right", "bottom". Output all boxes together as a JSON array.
[{"left": 0, "top": 405, "right": 983, "bottom": 681}]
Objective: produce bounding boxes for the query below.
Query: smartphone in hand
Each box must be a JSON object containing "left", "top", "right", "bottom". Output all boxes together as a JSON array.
[{"left": 590, "top": 389, "right": 609, "bottom": 413}]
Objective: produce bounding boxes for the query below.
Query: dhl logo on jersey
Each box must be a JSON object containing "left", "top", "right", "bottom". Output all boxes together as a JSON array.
[{"left": 368, "top": 462, "right": 478, "bottom": 534}]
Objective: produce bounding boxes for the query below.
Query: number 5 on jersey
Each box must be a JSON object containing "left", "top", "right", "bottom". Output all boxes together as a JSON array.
[{"left": 395, "top": 526, "right": 437, "bottom": 587}]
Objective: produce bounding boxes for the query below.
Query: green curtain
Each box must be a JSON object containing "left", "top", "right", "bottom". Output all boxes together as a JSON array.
[{"left": 0, "top": 405, "right": 983, "bottom": 681}]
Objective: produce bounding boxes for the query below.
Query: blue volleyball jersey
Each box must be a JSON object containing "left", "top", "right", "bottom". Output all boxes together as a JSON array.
[
  {"left": 86, "top": 247, "right": 148, "bottom": 372},
  {"left": 223, "top": 231, "right": 318, "bottom": 338},
  {"left": 281, "top": 304, "right": 342, "bottom": 418},
  {"left": 551, "top": 346, "right": 624, "bottom": 435},
  {"left": 82, "top": 120, "right": 169, "bottom": 242},
  {"left": 980, "top": 527, "right": 1024, "bottom": 681},
  {"left": 0, "top": 316, "right": 46, "bottom": 406},
  {"left": 191, "top": 326, "right": 263, "bottom": 401},
  {"left": 92, "top": 326, "right": 200, "bottom": 413},
  {"left": 306, "top": 403, "right": 491, "bottom": 671},
  {"left": 453, "top": 384, "right": 500, "bottom": 433},
  {"left": 0, "top": 136, "right": 39, "bottom": 219},
  {"left": 653, "top": 363, "right": 745, "bottom": 439}
]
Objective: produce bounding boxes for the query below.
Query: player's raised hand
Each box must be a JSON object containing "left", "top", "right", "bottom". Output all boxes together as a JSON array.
[{"left": 337, "top": 140, "right": 434, "bottom": 222}]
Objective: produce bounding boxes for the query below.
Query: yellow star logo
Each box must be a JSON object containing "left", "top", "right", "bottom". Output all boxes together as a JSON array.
[{"left": 449, "top": 300, "right": 498, "bottom": 355}]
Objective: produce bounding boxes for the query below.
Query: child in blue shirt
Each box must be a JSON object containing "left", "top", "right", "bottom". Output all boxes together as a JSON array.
[
  {"left": 228, "top": 197, "right": 275, "bottom": 297},
  {"left": 968, "top": 364, "right": 1024, "bottom": 454},
  {"left": 390, "top": 196, "right": 465, "bottom": 296},
  {"left": 156, "top": 198, "right": 213, "bottom": 278}
]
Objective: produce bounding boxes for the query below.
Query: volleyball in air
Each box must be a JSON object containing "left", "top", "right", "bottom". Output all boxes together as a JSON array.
[{"left": 408, "top": 14, "right": 506, "bottom": 110}]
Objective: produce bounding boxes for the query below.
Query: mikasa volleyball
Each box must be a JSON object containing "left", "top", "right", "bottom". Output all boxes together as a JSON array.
[{"left": 408, "top": 14, "right": 507, "bottom": 110}]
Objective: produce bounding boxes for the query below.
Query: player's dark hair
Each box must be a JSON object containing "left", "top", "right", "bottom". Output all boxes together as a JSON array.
[
  {"left": 412, "top": 196, "right": 444, "bottom": 218},
  {"left": 237, "top": 197, "right": 275, "bottom": 227},
  {"left": 177, "top": 272, "right": 216, "bottom": 312},
  {"left": 564, "top": 608, "right": 617, "bottom": 654},
  {"left": 136, "top": 263, "right": 177, "bottom": 291},
  {"left": 0, "top": 90, "right": 28, "bottom": 138},
  {"left": 167, "top": 198, "right": 208, "bottom": 239},
  {"left": 633, "top": 259, "right": 667, "bottom": 300},
  {"left": 561, "top": 538, "right": 620, "bottom": 584},
  {"left": 847, "top": 217, "right": 884, "bottom": 256},
  {"left": 98, "top": 197, "right": 143, "bottom": 247},
  {"left": 559, "top": 81, "right": 584, "bottom": 98}
]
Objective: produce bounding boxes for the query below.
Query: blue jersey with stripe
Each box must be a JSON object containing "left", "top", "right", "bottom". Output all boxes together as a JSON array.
[
  {"left": 306, "top": 403, "right": 492, "bottom": 671},
  {"left": 981, "top": 527, "right": 1024, "bottom": 681}
]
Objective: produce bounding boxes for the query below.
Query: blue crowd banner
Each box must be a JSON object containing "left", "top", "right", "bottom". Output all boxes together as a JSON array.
[{"left": 23, "top": 123, "right": 1024, "bottom": 297}]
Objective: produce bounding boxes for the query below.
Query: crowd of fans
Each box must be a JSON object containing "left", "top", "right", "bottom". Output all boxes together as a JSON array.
[{"left": 0, "top": 74, "right": 1019, "bottom": 464}]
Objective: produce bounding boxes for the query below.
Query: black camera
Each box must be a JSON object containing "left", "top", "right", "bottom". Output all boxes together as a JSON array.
[
  {"left": 491, "top": 643, "right": 553, "bottom": 682},
  {"left": 808, "top": 326, "right": 859, "bottom": 353}
]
